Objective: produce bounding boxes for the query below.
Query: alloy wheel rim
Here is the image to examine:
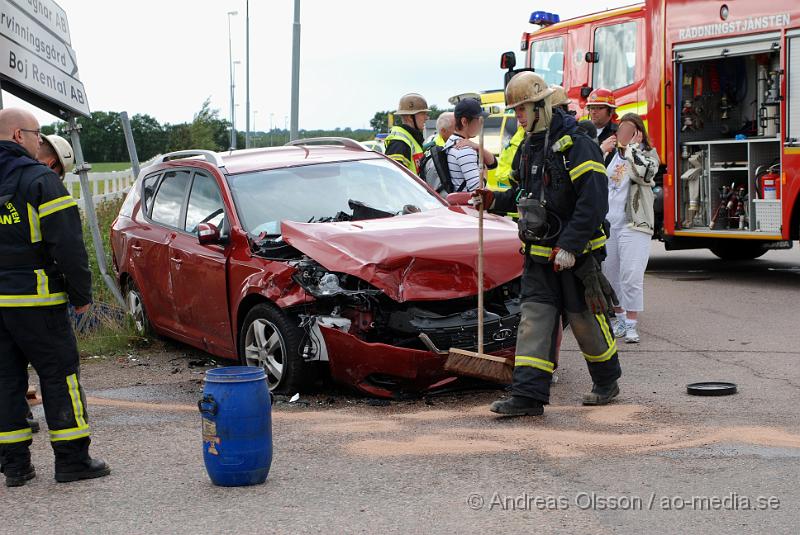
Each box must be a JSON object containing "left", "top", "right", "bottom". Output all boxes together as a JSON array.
[
  {"left": 127, "top": 290, "right": 145, "bottom": 334},
  {"left": 244, "top": 319, "right": 286, "bottom": 389}
]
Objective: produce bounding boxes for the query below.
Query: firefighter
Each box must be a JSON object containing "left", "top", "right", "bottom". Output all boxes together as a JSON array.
[
  {"left": 473, "top": 72, "right": 621, "bottom": 416},
  {"left": 550, "top": 85, "right": 573, "bottom": 114},
  {"left": 586, "top": 88, "right": 618, "bottom": 163},
  {"left": 0, "top": 108, "right": 109, "bottom": 486},
  {"left": 384, "top": 93, "right": 430, "bottom": 174},
  {"left": 39, "top": 134, "right": 76, "bottom": 179}
]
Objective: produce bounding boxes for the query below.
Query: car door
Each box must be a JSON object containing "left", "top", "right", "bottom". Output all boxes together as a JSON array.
[
  {"left": 168, "top": 170, "right": 235, "bottom": 357},
  {"left": 140, "top": 168, "right": 192, "bottom": 335}
]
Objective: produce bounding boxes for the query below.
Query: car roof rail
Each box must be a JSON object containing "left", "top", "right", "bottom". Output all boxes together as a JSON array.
[
  {"left": 285, "top": 137, "right": 367, "bottom": 151},
  {"left": 160, "top": 150, "right": 225, "bottom": 167}
]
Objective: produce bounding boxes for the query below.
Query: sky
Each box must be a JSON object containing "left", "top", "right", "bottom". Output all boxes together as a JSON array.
[{"left": 1, "top": 0, "right": 634, "bottom": 131}]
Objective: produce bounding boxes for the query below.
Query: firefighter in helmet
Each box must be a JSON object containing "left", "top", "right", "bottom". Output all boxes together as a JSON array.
[
  {"left": 39, "top": 135, "right": 76, "bottom": 180},
  {"left": 473, "top": 72, "right": 622, "bottom": 416},
  {"left": 586, "top": 88, "right": 618, "bottom": 164},
  {"left": 384, "top": 93, "right": 430, "bottom": 174},
  {"left": 0, "top": 108, "right": 109, "bottom": 486},
  {"left": 550, "top": 85, "right": 573, "bottom": 114}
]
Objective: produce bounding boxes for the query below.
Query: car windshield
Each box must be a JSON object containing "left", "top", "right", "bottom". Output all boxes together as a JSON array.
[{"left": 227, "top": 158, "right": 446, "bottom": 235}]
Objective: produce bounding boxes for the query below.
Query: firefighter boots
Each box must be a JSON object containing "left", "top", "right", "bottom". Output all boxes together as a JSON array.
[
  {"left": 582, "top": 380, "right": 620, "bottom": 406},
  {"left": 53, "top": 438, "right": 110, "bottom": 483},
  {"left": 490, "top": 396, "right": 545, "bottom": 416}
]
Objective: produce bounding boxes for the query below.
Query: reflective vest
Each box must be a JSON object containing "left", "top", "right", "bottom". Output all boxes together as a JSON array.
[
  {"left": 384, "top": 125, "right": 424, "bottom": 174},
  {"left": 492, "top": 127, "right": 525, "bottom": 190},
  {"left": 434, "top": 134, "right": 446, "bottom": 147}
]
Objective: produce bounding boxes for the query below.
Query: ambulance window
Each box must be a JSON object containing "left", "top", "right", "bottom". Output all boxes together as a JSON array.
[
  {"left": 528, "top": 37, "right": 564, "bottom": 86},
  {"left": 593, "top": 21, "right": 637, "bottom": 90}
]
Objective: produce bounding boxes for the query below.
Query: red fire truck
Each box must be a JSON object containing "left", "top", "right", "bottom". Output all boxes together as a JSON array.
[{"left": 502, "top": 0, "right": 800, "bottom": 259}]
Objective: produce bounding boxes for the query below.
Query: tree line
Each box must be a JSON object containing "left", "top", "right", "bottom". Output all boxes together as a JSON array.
[{"left": 42, "top": 99, "right": 376, "bottom": 163}]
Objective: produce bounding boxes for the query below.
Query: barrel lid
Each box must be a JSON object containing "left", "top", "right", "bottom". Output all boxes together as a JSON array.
[{"left": 205, "top": 366, "right": 266, "bottom": 383}]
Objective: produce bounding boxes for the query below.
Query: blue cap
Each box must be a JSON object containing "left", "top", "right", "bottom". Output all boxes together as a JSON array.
[{"left": 454, "top": 98, "right": 489, "bottom": 121}]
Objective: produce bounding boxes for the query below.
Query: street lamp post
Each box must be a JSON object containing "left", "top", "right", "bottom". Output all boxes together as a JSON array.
[
  {"left": 270, "top": 113, "right": 274, "bottom": 147},
  {"left": 227, "top": 10, "right": 238, "bottom": 150},
  {"left": 253, "top": 110, "right": 258, "bottom": 145},
  {"left": 245, "top": 0, "right": 251, "bottom": 148},
  {"left": 290, "top": 0, "right": 301, "bottom": 140}
]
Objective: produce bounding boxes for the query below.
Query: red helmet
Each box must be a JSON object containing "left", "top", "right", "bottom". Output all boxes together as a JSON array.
[{"left": 586, "top": 88, "right": 617, "bottom": 109}]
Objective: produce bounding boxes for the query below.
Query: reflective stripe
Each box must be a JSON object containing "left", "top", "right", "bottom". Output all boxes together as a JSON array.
[
  {"left": 584, "top": 314, "right": 617, "bottom": 363},
  {"left": 0, "top": 428, "right": 33, "bottom": 444},
  {"left": 66, "top": 373, "right": 87, "bottom": 428},
  {"left": 522, "top": 236, "right": 606, "bottom": 257},
  {"left": 528, "top": 244, "right": 553, "bottom": 258},
  {"left": 0, "top": 293, "right": 69, "bottom": 307},
  {"left": 35, "top": 269, "right": 48, "bottom": 296},
  {"left": 552, "top": 135, "right": 573, "bottom": 153},
  {"left": 515, "top": 356, "right": 555, "bottom": 373},
  {"left": 38, "top": 195, "right": 77, "bottom": 218},
  {"left": 569, "top": 160, "right": 606, "bottom": 182},
  {"left": 388, "top": 153, "right": 414, "bottom": 170},
  {"left": 28, "top": 203, "right": 41, "bottom": 243},
  {"left": 49, "top": 425, "right": 90, "bottom": 442},
  {"left": 582, "top": 235, "right": 607, "bottom": 253}
]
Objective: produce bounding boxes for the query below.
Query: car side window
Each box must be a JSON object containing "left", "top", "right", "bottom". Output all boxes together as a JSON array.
[
  {"left": 150, "top": 170, "right": 191, "bottom": 228},
  {"left": 185, "top": 173, "right": 225, "bottom": 234},
  {"left": 141, "top": 173, "right": 161, "bottom": 217}
]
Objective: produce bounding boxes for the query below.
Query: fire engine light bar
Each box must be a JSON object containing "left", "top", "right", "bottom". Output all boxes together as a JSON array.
[{"left": 530, "top": 11, "right": 560, "bottom": 26}]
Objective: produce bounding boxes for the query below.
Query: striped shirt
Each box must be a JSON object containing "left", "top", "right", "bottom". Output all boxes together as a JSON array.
[{"left": 443, "top": 133, "right": 481, "bottom": 192}]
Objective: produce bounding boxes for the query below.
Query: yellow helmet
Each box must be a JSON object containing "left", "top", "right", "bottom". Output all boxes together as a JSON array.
[
  {"left": 394, "top": 93, "right": 431, "bottom": 115},
  {"left": 504, "top": 72, "right": 553, "bottom": 109},
  {"left": 550, "top": 85, "right": 571, "bottom": 107}
]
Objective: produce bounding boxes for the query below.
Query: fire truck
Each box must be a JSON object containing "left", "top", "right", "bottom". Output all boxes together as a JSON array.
[{"left": 501, "top": 0, "right": 800, "bottom": 260}]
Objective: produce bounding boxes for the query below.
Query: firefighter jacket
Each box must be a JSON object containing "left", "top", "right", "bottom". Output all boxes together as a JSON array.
[
  {"left": 491, "top": 109, "right": 609, "bottom": 262},
  {"left": 0, "top": 141, "right": 91, "bottom": 308},
  {"left": 384, "top": 124, "right": 424, "bottom": 174}
]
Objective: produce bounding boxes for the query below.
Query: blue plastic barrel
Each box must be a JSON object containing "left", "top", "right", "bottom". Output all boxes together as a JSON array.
[{"left": 198, "top": 366, "right": 272, "bottom": 486}]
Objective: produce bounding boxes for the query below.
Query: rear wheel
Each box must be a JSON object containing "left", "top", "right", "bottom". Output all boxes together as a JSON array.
[
  {"left": 239, "top": 303, "right": 312, "bottom": 393},
  {"left": 125, "top": 279, "right": 152, "bottom": 336},
  {"left": 709, "top": 243, "right": 768, "bottom": 261}
]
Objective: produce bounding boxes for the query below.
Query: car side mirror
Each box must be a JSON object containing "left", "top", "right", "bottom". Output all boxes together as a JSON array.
[
  {"left": 197, "top": 222, "right": 221, "bottom": 245},
  {"left": 585, "top": 51, "right": 599, "bottom": 63},
  {"left": 446, "top": 192, "right": 473, "bottom": 206}
]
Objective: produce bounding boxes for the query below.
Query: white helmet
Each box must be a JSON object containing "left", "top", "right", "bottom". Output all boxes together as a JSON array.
[{"left": 42, "top": 135, "right": 75, "bottom": 178}]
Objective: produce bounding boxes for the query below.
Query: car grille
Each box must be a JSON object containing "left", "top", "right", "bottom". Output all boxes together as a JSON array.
[{"left": 419, "top": 313, "right": 520, "bottom": 353}]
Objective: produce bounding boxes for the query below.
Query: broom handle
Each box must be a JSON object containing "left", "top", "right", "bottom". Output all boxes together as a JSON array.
[{"left": 477, "top": 117, "right": 485, "bottom": 357}]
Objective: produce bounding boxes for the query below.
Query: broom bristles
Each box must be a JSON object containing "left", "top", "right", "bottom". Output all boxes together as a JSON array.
[{"left": 444, "top": 348, "right": 513, "bottom": 384}]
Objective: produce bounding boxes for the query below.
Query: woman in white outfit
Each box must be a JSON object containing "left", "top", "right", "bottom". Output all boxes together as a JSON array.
[{"left": 601, "top": 113, "right": 660, "bottom": 343}]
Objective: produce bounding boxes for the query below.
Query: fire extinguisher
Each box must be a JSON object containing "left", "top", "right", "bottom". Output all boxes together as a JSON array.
[{"left": 757, "top": 163, "right": 781, "bottom": 200}]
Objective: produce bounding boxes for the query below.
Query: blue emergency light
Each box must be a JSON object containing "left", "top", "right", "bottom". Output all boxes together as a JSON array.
[{"left": 530, "top": 11, "right": 560, "bottom": 26}]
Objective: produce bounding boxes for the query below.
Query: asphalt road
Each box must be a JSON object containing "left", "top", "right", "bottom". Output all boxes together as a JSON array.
[{"left": 3, "top": 243, "right": 800, "bottom": 535}]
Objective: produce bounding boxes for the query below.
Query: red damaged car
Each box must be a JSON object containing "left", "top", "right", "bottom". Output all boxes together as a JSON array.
[{"left": 111, "top": 139, "right": 523, "bottom": 398}]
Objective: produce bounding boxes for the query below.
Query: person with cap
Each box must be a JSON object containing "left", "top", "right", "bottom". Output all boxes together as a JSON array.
[
  {"left": 586, "top": 88, "right": 619, "bottom": 163},
  {"left": 38, "top": 135, "right": 75, "bottom": 180},
  {"left": 443, "top": 98, "right": 498, "bottom": 192},
  {"left": 384, "top": 93, "right": 430, "bottom": 174},
  {"left": 0, "top": 108, "right": 110, "bottom": 486},
  {"left": 472, "top": 72, "right": 621, "bottom": 417}
]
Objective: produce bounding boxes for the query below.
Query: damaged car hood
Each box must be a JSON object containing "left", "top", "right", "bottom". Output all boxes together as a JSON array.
[{"left": 281, "top": 207, "right": 523, "bottom": 302}]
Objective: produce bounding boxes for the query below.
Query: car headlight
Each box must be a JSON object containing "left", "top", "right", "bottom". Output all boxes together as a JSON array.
[{"left": 317, "top": 273, "right": 342, "bottom": 296}]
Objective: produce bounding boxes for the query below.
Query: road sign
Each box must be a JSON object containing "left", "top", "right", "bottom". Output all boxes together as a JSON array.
[{"left": 0, "top": 0, "right": 88, "bottom": 117}]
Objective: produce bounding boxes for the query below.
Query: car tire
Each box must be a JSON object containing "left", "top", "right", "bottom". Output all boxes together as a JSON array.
[
  {"left": 709, "top": 243, "right": 767, "bottom": 261},
  {"left": 239, "top": 303, "right": 311, "bottom": 394},
  {"left": 125, "top": 279, "right": 152, "bottom": 336}
]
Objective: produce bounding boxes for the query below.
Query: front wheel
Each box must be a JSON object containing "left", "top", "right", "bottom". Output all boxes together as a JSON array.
[
  {"left": 239, "top": 303, "right": 312, "bottom": 393},
  {"left": 125, "top": 279, "right": 152, "bottom": 336},
  {"left": 709, "top": 243, "right": 768, "bottom": 261}
]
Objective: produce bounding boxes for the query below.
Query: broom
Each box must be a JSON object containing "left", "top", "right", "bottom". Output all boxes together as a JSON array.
[{"left": 444, "top": 116, "right": 514, "bottom": 384}]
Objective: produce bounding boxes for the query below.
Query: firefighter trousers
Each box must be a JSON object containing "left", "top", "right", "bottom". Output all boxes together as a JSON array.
[
  {"left": 512, "top": 261, "right": 622, "bottom": 403},
  {"left": 0, "top": 306, "right": 91, "bottom": 468}
]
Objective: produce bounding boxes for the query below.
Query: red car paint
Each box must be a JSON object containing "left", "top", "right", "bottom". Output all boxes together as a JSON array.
[
  {"left": 111, "top": 145, "right": 523, "bottom": 397},
  {"left": 281, "top": 207, "right": 523, "bottom": 302}
]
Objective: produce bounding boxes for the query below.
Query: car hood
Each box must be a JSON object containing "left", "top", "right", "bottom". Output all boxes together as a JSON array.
[{"left": 281, "top": 207, "right": 523, "bottom": 302}]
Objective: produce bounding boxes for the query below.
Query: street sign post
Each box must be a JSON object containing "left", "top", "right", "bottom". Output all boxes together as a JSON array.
[{"left": 0, "top": 0, "right": 89, "bottom": 117}]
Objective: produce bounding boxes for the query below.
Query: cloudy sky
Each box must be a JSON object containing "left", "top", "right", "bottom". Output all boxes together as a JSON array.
[{"left": 2, "top": 0, "right": 632, "bottom": 130}]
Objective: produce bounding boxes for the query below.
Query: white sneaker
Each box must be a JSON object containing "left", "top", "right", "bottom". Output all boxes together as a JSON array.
[
  {"left": 611, "top": 317, "right": 626, "bottom": 338},
  {"left": 624, "top": 324, "right": 640, "bottom": 344}
]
